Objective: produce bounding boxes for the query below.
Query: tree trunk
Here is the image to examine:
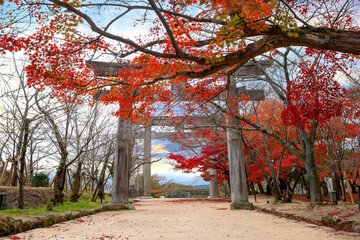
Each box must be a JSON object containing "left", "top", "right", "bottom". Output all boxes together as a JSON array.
[
  {"left": 12, "top": 115, "right": 28, "bottom": 187},
  {"left": 271, "top": 179, "right": 282, "bottom": 202},
  {"left": 35, "top": 96, "right": 68, "bottom": 205},
  {"left": 289, "top": 171, "right": 304, "bottom": 195},
  {"left": 11, "top": 160, "right": 18, "bottom": 186},
  {"left": 282, "top": 179, "right": 294, "bottom": 203},
  {"left": 92, "top": 153, "right": 110, "bottom": 202},
  {"left": 305, "top": 152, "right": 322, "bottom": 203},
  {"left": 243, "top": 138, "right": 282, "bottom": 202},
  {"left": 29, "top": 152, "right": 33, "bottom": 178},
  {"left": 70, "top": 160, "right": 82, "bottom": 202},
  {"left": 330, "top": 162, "right": 341, "bottom": 198},
  {"left": 18, "top": 119, "right": 30, "bottom": 209},
  {"left": 29, "top": 139, "right": 35, "bottom": 178},
  {"left": 263, "top": 133, "right": 282, "bottom": 202},
  {"left": 337, "top": 161, "right": 346, "bottom": 201},
  {"left": 299, "top": 128, "right": 322, "bottom": 204},
  {"left": 258, "top": 182, "right": 265, "bottom": 194},
  {"left": 268, "top": 164, "right": 282, "bottom": 202},
  {"left": 321, "top": 128, "right": 342, "bottom": 200},
  {"left": 112, "top": 118, "right": 131, "bottom": 204},
  {"left": 53, "top": 151, "right": 68, "bottom": 204},
  {"left": 222, "top": 180, "right": 230, "bottom": 196}
]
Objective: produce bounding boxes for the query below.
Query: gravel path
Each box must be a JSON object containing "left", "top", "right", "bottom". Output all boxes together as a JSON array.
[{"left": 4, "top": 199, "right": 358, "bottom": 240}]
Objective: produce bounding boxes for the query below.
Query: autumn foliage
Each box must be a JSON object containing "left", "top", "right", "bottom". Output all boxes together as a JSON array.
[
  {"left": 0, "top": 0, "right": 358, "bottom": 120},
  {"left": 282, "top": 49, "right": 357, "bottom": 130}
]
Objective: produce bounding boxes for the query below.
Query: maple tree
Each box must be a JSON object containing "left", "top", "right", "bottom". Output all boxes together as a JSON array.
[
  {"left": 169, "top": 129, "right": 229, "bottom": 185},
  {"left": 241, "top": 99, "right": 300, "bottom": 202},
  {"left": 279, "top": 47, "right": 356, "bottom": 202}
]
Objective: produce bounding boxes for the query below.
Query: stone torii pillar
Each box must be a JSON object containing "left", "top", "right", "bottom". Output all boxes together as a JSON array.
[
  {"left": 226, "top": 75, "right": 259, "bottom": 210},
  {"left": 92, "top": 88, "right": 134, "bottom": 209},
  {"left": 111, "top": 117, "right": 134, "bottom": 208},
  {"left": 142, "top": 124, "right": 153, "bottom": 198},
  {"left": 209, "top": 168, "right": 220, "bottom": 198}
]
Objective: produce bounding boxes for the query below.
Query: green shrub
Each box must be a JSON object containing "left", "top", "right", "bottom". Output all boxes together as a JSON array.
[{"left": 30, "top": 172, "right": 50, "bottom": 187}]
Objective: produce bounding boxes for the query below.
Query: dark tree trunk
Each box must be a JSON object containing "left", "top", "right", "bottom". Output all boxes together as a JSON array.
[
  {"left": 12, "top": 116, "right": 27, "bottom": 187},
  {"left": 53, "top": 152, "right": 68, "bottom": 204},
  {"left": 288, "top": 171, "right": 304, "bottom": 195},
  {"left": 18, "top": 119, "right": 30, "bottom": 209},
  {"left": 264, "top": 179, "right": 282, "bottom": 202},
  {"left": 299, "top": 128, "right": 322, "bottom": 204},
  {"left": 321, "top": 180, "right": 328, "bottom": 197},
  {"left": 305, "top": 176, "right": 311, "bottom": 199},
  {"left": 258, "top": 182, "right": 265, "bottom": 194},
  {"left": 322, "top": 129, "right": 343, "bottom": 200},
  {"left": 282, "top": 179, "right": 294, "bottom": 203},
  {"left": 11, "top": 160, "right": 18, "bottom": 186},
  {"left": 337, "top": 161, "right": 346, "bottom": 202},
  {"left": 272, "top": 181, "right": 282, "bottom": 202},
  {"left": 11, "top": 159, "right": 18, "bottom": 186},
  {"left": 29, "top": 141, "right": 34, "bottom": 178},
  {"left": 222, "top": 180, "right": 230, "bottom": 197},
  {"left": 330, "top": 162, "right": 341, "bottom": 198},
  {"left": 92, "top": 153, "right": 110, "bottom": 202},
  {"left": 35, "top": 94, "right": 70, "bottom": 205},
  {"left": 269, "top": 171, "right": 282, "bottom": 202},
  {"left": 304, "top": 149, "right": 322, "bottom": 203},
  {"left": 70, "top": 161, "right": 82, "bottom": 202},
  {"left": 243, "top": 135, "right": 282, "bottom": 202}
]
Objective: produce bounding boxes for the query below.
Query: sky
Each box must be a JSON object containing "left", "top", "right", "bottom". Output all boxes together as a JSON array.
[{"left": 143, "top": 139, "right": 208, "bottom": 186}]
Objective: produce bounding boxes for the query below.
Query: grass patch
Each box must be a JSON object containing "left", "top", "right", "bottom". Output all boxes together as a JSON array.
[
  {"left": 0, "top": 201, "right": 103, "bottom": 219},
  {"left": 0, "top": 191, "right": 112, "bottom": 219}
]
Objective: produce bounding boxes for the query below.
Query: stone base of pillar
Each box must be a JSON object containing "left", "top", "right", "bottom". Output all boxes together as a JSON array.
[
  {"left": 102, "top": 204, "right": 135, "bottom": 211},
  {"left": 230, "top": 202, "right": 254, "bottom": 210},
  {"left": 139, "top": 196, "right": 153, "bottom": 199}
]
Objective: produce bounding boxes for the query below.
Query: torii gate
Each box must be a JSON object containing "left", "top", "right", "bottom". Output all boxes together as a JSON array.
[{"left": 88, "top": 60, "right": 269, "bottom": 207}]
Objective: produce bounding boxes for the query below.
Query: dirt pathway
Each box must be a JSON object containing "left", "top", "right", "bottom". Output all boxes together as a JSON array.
[{"left": 4, "top": 199, "right": 358, "bottom": 240}]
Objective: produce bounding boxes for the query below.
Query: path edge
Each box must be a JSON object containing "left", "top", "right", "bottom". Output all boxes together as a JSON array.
[
  {"left": 0, "top": 203, "right": 135, "bottom": 237},
  {"left": 254, "top": 205, "right": 360, "bottom": 237}
]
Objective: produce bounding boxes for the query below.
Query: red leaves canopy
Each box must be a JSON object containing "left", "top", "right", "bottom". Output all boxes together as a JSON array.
[{"left": 281, "top": 49, "right": 356, "bottom": 129}]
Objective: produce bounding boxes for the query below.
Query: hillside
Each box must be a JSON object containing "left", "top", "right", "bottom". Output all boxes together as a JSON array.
[{"left": 193, "top": 184, "right": 210, "bottom": 190}]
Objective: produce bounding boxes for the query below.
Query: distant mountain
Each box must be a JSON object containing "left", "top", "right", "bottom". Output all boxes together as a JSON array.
[
  {"left": 192, "top": 184, "right": 210, "bottom": 190},
  {"left": 156, "top": 173, "right": 208, "bottom": 186}
]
